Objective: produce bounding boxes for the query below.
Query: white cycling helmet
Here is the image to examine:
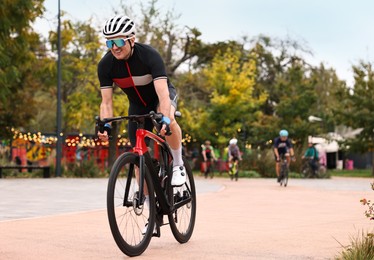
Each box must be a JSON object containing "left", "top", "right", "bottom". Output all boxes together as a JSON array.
[
  {"left": 103, "top": 15, "right": 136, "bottom": 38},
  {"left": 229, "top": 138, "right": 238, "bottom": 145}
]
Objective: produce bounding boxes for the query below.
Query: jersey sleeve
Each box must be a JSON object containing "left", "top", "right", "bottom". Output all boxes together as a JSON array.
[
  {"left": 273, "top": 138, "right": 279, "bottom": 148},
  {"left": 144, "top": 45, "right": 168, "bottom": 80},
  {"left": 97, "top": 52, "right": 114, "bottom": 89}
]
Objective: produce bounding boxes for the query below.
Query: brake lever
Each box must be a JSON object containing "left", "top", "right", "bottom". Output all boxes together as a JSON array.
[
  {"left": 150, "top": 111, "right": 172, "bottom": 136},
  {"left": 95, "top": 116, "right": 105, "bottom": 134}
]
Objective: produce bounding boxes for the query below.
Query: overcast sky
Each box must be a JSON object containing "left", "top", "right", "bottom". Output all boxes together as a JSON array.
[{"left": 34, "top": 0, "right": 374, "bottom": 86}]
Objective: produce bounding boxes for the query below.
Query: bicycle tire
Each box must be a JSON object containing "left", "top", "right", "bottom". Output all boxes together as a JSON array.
[
  {"left": 229, "top": 167, "right": 234, "bottom": 180},
  {"left": 280, "top": 163, "right": 288, "bottom": 187},
  {"left": 168, "top": 157, "right": 197, "bottom": 243},
  {"left": 318, "top": 164, "right": 326, "bottom": 177},
  {"left": 107, "top": 152, "right": 156, "bottom": 257},
  {"left": 283, "top": 167, "right": 289, "bottom": 187},
  {"left": 301, "top": 162, "right": 314, "bottom": 178}
]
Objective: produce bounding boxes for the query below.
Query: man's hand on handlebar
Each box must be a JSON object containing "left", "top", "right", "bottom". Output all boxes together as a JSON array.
[
  {"left": 96, "top": 119, "right": 112, "bottom": 141},
  {"left": 159, "top": 115, "right": 172, "bottom": 136},
  {"left": 97, "top": 130, "right": 109, "bottom": 141}
]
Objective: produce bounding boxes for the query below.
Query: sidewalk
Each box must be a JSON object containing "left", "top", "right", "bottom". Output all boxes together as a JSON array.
[{"left": 0, "top": 177, "right": 373, "bottom": 259}]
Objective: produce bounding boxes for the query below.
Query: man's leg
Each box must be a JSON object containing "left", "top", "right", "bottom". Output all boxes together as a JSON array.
[
  {"left": 165, "top": 106, "right": 182, "bottom": 151},
  {"left": 165, "top": 105, "right": 186, "bottom": 186},
  {"left": 312, "top": 160, "right": 318, "bottom": 176},
  {"left": 275, "top": 162, "right": 280, "bottom": 177}
]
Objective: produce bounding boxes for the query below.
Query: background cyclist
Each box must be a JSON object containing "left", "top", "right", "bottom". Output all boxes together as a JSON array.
[
  {"left": 228, "top": 138, "right": 242, "bottom": 173},
  {"left": 302, "top": 141, "right": 319, "bottom": 177},
  {"left": 97, "top": 15, "right": 186, "bottom": 186},
  {"left": 201, "top": 140, "right": 217, "bottom": 178},
  {"left": 273, "top": 129, "right": 295, "bottom": 182}
]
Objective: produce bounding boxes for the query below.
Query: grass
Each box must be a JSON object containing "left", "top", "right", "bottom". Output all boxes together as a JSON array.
[{"left": 329, "top": 169, "right": 373, "bottom": 178}]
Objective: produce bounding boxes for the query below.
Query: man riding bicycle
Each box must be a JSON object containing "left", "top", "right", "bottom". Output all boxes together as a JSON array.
[
  {"left": 227, "top": 138, "right": 242, "bottom": 179},
  {"left": 97, "top": 15, "right": 186, "bottom": 186},
  {"left": 273, "top": 129, "right": 295, "bottom": 182},
  {"left": 201, "top": 140, "right": 217, "bottom": 178}
]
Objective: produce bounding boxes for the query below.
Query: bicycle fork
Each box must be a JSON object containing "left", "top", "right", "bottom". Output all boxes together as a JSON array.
[
  {"left": 122, "top": 155, "right": 147, "bottom": 209},
  {"left": 137, "top": 155, "right": 146, "bottom": 209}
]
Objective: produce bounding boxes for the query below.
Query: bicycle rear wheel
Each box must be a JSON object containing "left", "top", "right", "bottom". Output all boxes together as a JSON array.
[
  {"left": 107, "top": 153, "right": 156, "bottom": 257},
  {"left": 234, "top": 163, "right": 239, "bottom": 181},
  {"left": 168, "top": 157, "right": 197, "bottom": 243}
]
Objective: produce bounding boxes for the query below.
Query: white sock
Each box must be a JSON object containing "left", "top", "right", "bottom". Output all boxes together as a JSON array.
[{"left": 170, "top": 146, "right": 184, "bottom": 166}]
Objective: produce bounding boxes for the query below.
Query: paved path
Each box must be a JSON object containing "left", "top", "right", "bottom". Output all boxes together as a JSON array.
[{"left": 0, "top": 176, "right": 373, "bottom": 259}]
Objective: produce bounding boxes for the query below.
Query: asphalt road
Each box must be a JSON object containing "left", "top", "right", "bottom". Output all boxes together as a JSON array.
[{"left": 0, "top": 176, "right": 373, "bottom": 259}]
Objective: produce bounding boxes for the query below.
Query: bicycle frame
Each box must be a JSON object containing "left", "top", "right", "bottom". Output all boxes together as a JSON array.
[
  {"left": 279, "top": 155, "right": 289, "bottom": 175},
  {"left": 133, "top": 128, "right": 172, "bottom": 214},
  {"left": 100, "top": 113, "right": 192, "bottom": 215}
]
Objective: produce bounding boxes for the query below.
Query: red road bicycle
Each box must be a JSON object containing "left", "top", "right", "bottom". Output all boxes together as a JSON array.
[{"left": 96, "top": 111, "right": 196, "bottom": 256}]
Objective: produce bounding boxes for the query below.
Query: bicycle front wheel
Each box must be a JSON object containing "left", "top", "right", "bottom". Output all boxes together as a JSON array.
[
  {"left": 283, "top": 168, "right": 289, "bottom": 187},
  {"left": 301, "top": 163, "right": 311, "bottom": 178},
  {"left": 107, "top": 152, "right": 156, "bottom": 257},
  {"left": 168, "top": 157, "right": 197, "bottom": 243},
  {"left": 280, "top": 164, "right": 289, "bottom": 187}
]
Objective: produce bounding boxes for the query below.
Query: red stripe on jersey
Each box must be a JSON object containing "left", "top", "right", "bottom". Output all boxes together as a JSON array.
[
  {"left": 125, "top": 62, "right": 147, "bottom": 107},
  {"left": 113, "top": 77, "right": 134, "bottom": 89}
]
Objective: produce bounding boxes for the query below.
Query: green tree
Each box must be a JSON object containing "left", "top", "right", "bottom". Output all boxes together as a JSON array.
[
  {"left": 245, "top": 36, "right": 343, "bottom": 149},
  {"left": 201, "top": 48, "right": 267, "bottom": 150},
  {"left": 335, "top": 61, "right": 374, "bottom": 175},
  {"left": 308, "top": 63, "right": 345, "bottom": 133},
  {"left": 0, "top": 0, "right": 45, "bottom": 138},
  {"left": 172, "top": 71, "right": 208, "bottom": 145},
  {"left": 238, "top": 36, "right": 314, "bottom": 148}
]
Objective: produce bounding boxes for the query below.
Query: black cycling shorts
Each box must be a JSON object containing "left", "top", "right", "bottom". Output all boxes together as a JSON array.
[
  {"left": 274, "top": 150, "right": 290, "bottom": 162},
  {"left": 127, "top": 88, "right": 178, "bottom": 147}
]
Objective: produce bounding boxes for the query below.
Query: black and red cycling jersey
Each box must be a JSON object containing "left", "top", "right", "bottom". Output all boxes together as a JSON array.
[
  {"left": 97, "top": 42, "right": 177, "bottom": 146},
  {"left": 97, "top": 42, "right": 176, "bottom": 108}
]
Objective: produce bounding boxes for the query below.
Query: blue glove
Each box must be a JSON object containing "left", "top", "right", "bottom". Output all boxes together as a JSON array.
[
  {"left": 160, "top": 116, "right": 171, "bottom": 125},
  {"left": 159, "top": 116, "right": 171, "bottom": 136}
]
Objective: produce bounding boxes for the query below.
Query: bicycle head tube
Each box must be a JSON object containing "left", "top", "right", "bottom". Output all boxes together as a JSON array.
[{"left": 133, "top": 129, "right": 149, "bottom": 155}]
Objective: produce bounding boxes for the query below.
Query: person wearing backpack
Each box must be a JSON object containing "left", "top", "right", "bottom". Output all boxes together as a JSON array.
[{"left": 302, "top": 142, "right": 319, "bottom": 177}]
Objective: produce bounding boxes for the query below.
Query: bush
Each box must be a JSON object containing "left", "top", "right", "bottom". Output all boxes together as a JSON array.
[
  {"left": 335, "top": 231, "right": 374, "bottom": 260},
  {"left": 240, "top": 170, "right": 261, "bottom": 178},
  {"left": 243, "top": 149, "right": 275, "bottom": 178},
  {"left": 1, "top": 168, "right": 48, "bottom": 178},
  {"left": 62, "top": 159, "right": 108, "bottom": 178}
]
